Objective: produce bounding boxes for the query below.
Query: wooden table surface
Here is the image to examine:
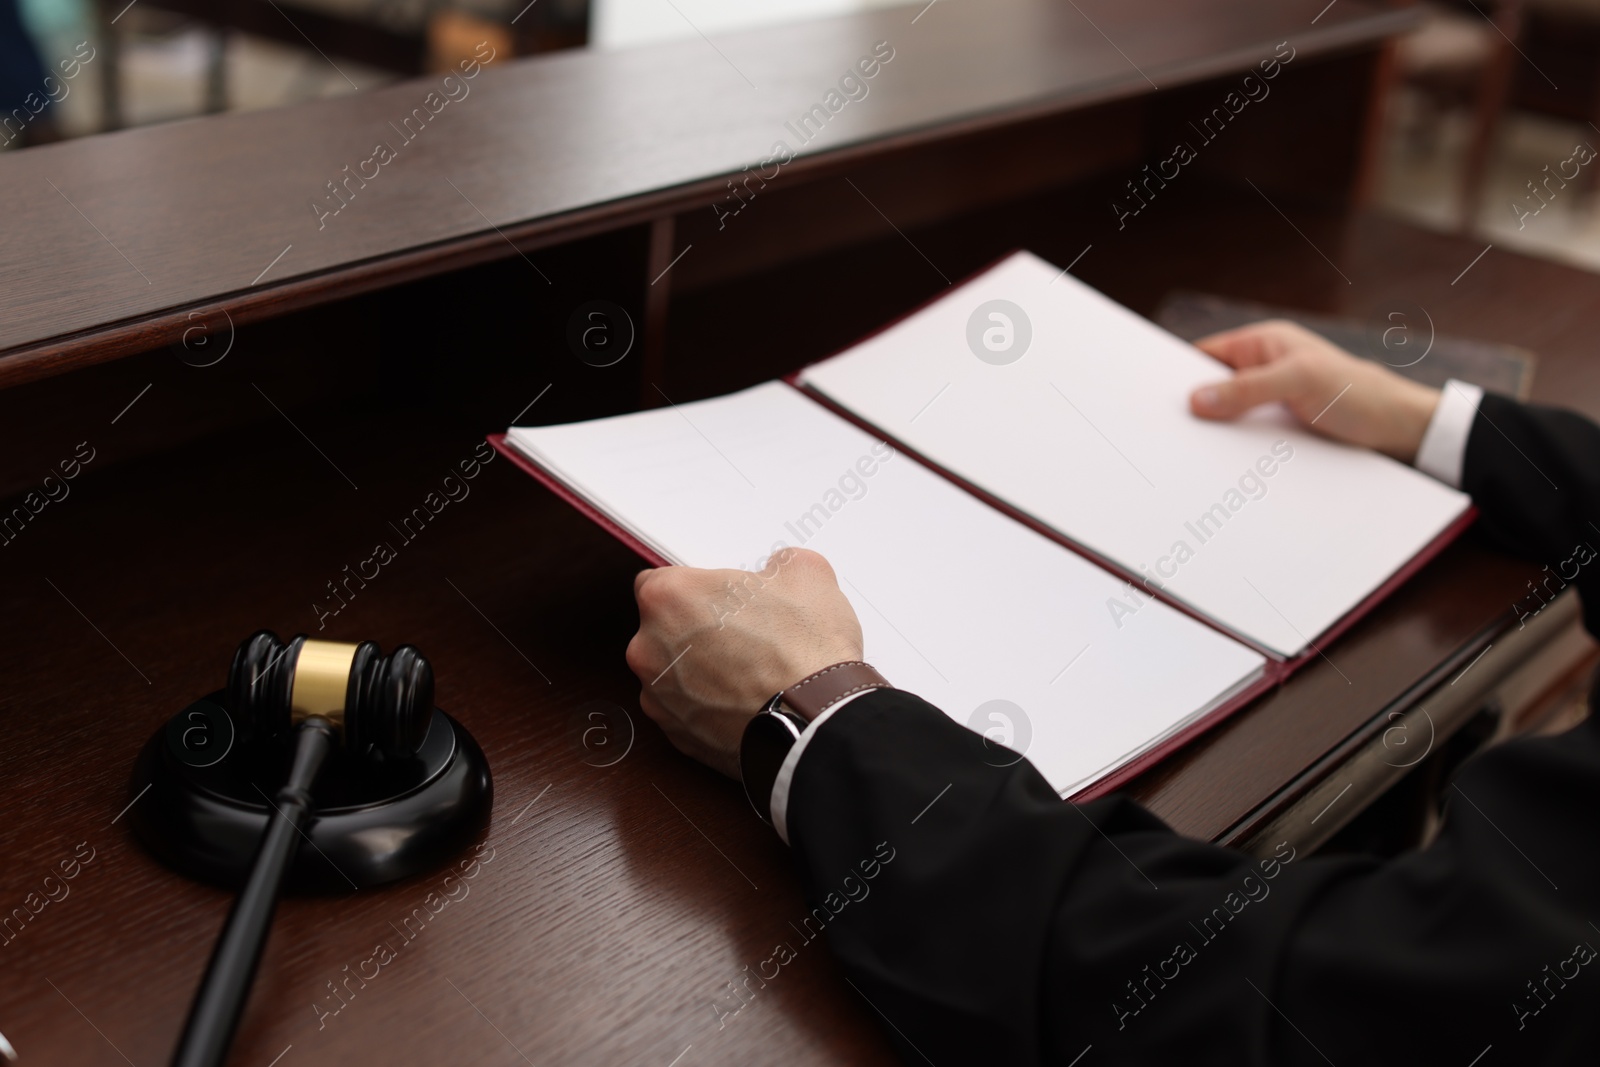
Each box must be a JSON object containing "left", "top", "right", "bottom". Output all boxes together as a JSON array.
[
  {"left": 0, "top": 191, "right": 1586, "bottom": 1064},
  {"left": 0, "top": 0, "right": 1414, "bottom": 382}
]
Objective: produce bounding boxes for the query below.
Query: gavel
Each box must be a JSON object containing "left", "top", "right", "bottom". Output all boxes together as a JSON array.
[{"left": 171, "top": 632, "right": 435, "bottom": 1067}]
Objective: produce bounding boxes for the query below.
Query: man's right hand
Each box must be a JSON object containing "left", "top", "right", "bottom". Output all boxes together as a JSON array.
[
  {"left": 627, "top": 548, "right": 865, "bottom": 780},
  {"left": 1188, "top": 319, "right": 1442, "bottom": 462}
]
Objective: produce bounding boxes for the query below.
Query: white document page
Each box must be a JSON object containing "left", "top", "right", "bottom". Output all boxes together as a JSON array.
[
  {"left": 799, "top": 252, "right": 1473, "bottom": 658},
  {"left": 508, "top": 381, "right": 1265, "bottom": 795}
]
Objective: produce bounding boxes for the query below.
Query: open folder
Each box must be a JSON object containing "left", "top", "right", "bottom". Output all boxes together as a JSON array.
[{"left": 491, "top": 251, "right": 1474, "bottom": 800}]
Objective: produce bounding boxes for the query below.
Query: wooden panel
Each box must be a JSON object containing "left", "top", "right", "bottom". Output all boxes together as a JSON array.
[
  {"left": 670, "top": 99, "right": 1146, "bottom": 293},
  {"left": 1148, "top": 48, "right": 1382, "bottom": 206},
  {"left": 0, "top": 225, "right": 654, "bottom": 499},
  {"left": 0, "top": 0, "right": 1418, "bottom": 382}
]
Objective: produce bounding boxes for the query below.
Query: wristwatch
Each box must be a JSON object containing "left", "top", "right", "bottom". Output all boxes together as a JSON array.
[{"left": 740, "top": 661, "right": 889, "bottom": 825}]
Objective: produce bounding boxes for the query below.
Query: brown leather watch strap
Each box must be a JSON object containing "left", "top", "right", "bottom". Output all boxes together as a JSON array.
[{"left": 779, "top": 661, "right": 890, "bottom": 721}]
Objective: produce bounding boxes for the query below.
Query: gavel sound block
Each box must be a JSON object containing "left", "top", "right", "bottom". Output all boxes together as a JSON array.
[{"left": 128, "top": 632, "right": 493, "bottom": 893}]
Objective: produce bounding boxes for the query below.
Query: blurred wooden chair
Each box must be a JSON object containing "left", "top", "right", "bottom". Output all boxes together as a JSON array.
[
  {"left": 1397, "top": 0, "right": 1600, "bottom": 232},
  {"left": 1394, "top": 0, "right": 1527, "bottom": 232}
]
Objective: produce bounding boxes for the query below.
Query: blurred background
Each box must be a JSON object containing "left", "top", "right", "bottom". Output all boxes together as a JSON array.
[{"left": 5, "top": 0, "right": 1600, "bottom": 269}]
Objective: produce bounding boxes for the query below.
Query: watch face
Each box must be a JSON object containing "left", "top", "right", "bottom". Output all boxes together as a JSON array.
[{"left": 741, "top": 710, "right": 805, "bottom": 824}]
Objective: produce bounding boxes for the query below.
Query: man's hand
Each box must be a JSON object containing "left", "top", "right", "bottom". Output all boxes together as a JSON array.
[
  {"left": 1188, "top": 319, "right": 1441, "bottom": 462},
  {"left": 626, "top": 548, "right": 864, "bottom": 779}
]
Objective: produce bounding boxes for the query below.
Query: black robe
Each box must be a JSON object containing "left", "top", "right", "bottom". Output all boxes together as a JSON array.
[{"left": 785, "top": 393, "right": 1600, "bottom": 1065}]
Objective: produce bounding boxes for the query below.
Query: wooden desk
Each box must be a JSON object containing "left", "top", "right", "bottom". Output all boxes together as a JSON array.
[
  {"left": 3, "top": 2, "right": 1592, "bottom": 1063},
  {"left": 2, "top": 0, "right": 1414, "bottom": 380}
]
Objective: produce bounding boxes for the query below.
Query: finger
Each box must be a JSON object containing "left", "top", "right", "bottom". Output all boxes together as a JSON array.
[
  {"left": 1194, "top": 319, "right": 1309, "bottom": 369},
  {"left": 1190, "top": 360, "right": 1302, "bottom": 421},
  {"left": 1193, "top": 326, "right": 1274, "bottom": 369},
  {"left": 633, "top": 568, "right": 658, "bottom": 596}
]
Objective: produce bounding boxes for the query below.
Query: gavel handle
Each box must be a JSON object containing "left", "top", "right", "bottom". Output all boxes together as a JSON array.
[{"left": 172, "top": 718, "right": 337, "bottom": 1067}]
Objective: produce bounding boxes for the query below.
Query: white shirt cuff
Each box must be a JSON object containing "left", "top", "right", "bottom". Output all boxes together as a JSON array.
[
  {"left": 770, "top": 689, "right": 875, "bottom": 845},
  {"left": 1414, "top": 379, "right": 1483, "bottom": 489}
]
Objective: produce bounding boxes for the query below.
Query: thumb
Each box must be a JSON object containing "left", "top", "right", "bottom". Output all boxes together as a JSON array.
[{"left": 1190, "top": 360, "right": 1301, "bottom": 420}]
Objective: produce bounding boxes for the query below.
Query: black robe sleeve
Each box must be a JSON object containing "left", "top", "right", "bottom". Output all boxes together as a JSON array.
[
  {"left": 784, "top": 394, "right": 1600, "bottom": 1066},
  {"left": 1463, "top": 392, "right": 1600, "bottom": 636}
]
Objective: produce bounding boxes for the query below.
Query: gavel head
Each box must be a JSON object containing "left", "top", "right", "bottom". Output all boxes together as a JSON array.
[{"left": 226, "top": 631, "right": 433, "bottom": 759}]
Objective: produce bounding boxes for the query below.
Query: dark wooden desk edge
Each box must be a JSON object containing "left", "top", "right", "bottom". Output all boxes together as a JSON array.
[
  {"left": 0, "top": 2, "right": 1421, "bottom": 388},
  {"left": 1222, "top": 593, "right": 1592, "bottom": 854},
  {"left": 1213, "top": 615, "right": 1507, "bottom": 848}
]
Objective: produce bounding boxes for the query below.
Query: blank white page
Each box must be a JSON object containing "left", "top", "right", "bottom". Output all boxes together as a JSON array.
[
  {"left": 508, "top": 382, "right": 1264, "bottom": 795},
  {"left": 799, "top": 252, "right": 1472, "bottom": 658}
]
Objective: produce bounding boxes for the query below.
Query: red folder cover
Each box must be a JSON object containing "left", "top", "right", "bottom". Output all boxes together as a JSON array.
[{"left": 489, "top": 251, "right": 1477, "bottom": 799}]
